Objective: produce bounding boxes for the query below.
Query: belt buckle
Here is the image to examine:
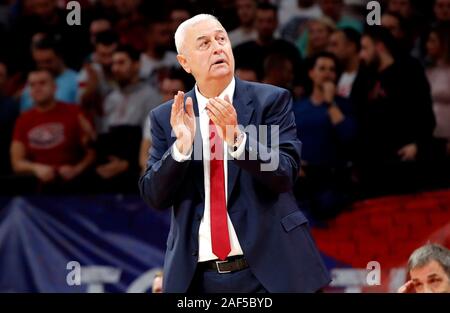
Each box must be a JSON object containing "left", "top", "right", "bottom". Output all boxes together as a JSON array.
[{"left": 215, "top": 260, "right": 231, "bottom": 274}]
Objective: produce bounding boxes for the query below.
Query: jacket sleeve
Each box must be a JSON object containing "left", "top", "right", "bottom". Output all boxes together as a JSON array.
[
  {"left": 233, "top": 88, "right": 302, "bottom": 193},
  {"left": 138, "top": 109, "right": 191, "bottom": 211}
]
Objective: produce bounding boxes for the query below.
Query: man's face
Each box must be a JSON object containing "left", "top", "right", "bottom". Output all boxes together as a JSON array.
[
  {"left": 160, "top": 78, "right": 186, "bottom": 102},
  {"left": 309, "top": 21, "right": 331, "bottom": 52},
  {"left": 426, "top": 32, "right": 442, "bottom": 61},
  {"left": 308, "top": 57, "right": 336, "bottom": 86},
  {"left": 28, "top": 71, "right": 56, "bottom": 105},
  {"left": 320, "top": 0, "right": 343, "bottom": 20},
  {"left": 328, "top": 31, "right": 348, "bottom": 61},
  {"left": 255, "top": 9, "right": 277, "bottom": 41},
  {"left": 177, "top": 19, "right": 234, "bottom": 84},
  {"left": 90, "top": 19, "right": 112, "bottom": 45},
  {"left": 381, "top": 14, "right": 403, "bottom": 40},
  {"left": 95, "top": 43, "right": 117, "bottom": 72},
  {"left": 32, "top": 48, "right": 62, "bottom": 76},
  {"left": 359, "top": 36, "right": 378, "bottom": 67},
  {"left": 388, "top": 0, "right": 411, "bottom": 18},
  {"left": 112, "top": 52, "right": 138, "bottom": 86},
  {"left": 410, "top": 260, "right": 450, "bottom": 293},
  {"left": 435, "top": 0, "right": 450, "bottom": 22},
  {"left": 236, "top": 0, "right": 256, "bottom": 26}
]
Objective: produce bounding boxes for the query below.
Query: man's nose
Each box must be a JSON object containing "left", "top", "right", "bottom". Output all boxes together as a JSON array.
[{"left": 212, "top": 40, "right": 224, "bottom": 54}]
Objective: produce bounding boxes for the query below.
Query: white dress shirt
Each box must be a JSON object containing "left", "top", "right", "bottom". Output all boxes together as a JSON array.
[{"left": 172, "top": 78, "right": 246, "bottom": 262}]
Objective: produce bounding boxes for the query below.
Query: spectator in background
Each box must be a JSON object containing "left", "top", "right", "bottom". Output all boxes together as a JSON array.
[
  {"left": 352, "top": 26, "right": 435, "bottom": 196},
  {"left": 0, "top": 61, "right": 19, "bottom": 176},
  {"left": 279, "top": 0, "right": 322, "bottom": 27},
  {"left": 235, "top": 64, "right": 259, "bottom": 82},
  {"left": 228, "top": 0, "right": 257, "bottom": 47},
  {"left": 302, "top": 17, "right": 336, "bottom": 58},
  {"left": 318, "top": 0, "right": 362, "bottom": 32},
  {"left": 96, "top": 45, "right": 161, "bottom": 193},
  {"left": 398, "top": 243, "right": 450, "bottom": 293},
  {"left": 85, "top": 0, "right": 118, "bottom": 26},
  {"left": 425, "top": 23, "right": 450, "bottom": 186},
  {"left": 262, "top": 53, "right": 294, "bottom": 92},
  {"left": 169, "top": 5, "right": 192, "bottom": 35},
  {"left": 77, "top": 30, "right": 119, "bottom": 122},
  {"left": 10, "top": 69, "right": 95, "bottom": 194},
  {"left": 387, "top": 0, "right": 413, "bottom": 20},
  {"left": 327, "top": 27, "right": 361, "bottom": 98},
  {"left": 279, "top": 0, "right": 323, "bottom": 44},
  {"left": 114, "top": 0, "right": 147, "bottom": 51},
  {"left": 381, "top": 11, "right": 413, "bottom": 55},
  {"left": 386, "top": 0, "right": 424, "bottom": 43},
  {"left": 426, "top": 23, "right": 450, "bottom": 148},
  {"left": 168, "top": 4, "right": 192, "bottom": 52},
  {"left": 293, "top": 52, "right": 356, "bottom": 220},
  {"left": 20, "top": 35, "right": 78, "bottom": 112},
  {"left": 380, "top": 10, "right": 431, "bottom": 93},
  {"left": 139, "top": 67, "right": 194, "bottom": 174},
  {"left": 434, "top": 0, "right": 450, "bottom": 23},
  {"left": 88, "top": 17, "right": 112, "bottom": 47},
  {"left": 140, "top": 18, "right": 179, "bottom": 86},
  {"left": 234, "top": 3, "right": 302, "bottom": 90},
  {"left": 7, "top": 0, "right": 90, "bottom": 72},
  {"left": 295, "top": 0, "right": 362, "bottom": 58}
]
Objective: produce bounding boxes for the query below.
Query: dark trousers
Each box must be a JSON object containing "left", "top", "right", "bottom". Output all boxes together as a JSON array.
[{"left": 188, "top": 265, "right": 268, "bottom": 293}]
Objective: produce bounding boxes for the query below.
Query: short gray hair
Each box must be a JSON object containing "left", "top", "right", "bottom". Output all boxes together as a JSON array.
[
  {"left": 174, "top": 14, "right": 222, "bottom": 54},
  {"left": 407, "top": 243, "right": 450, "bottom": 277}
]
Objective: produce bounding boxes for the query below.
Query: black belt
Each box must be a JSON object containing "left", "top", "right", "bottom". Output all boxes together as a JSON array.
[{"left": 198, "top": 255, "right": 249, "bottom": 274}]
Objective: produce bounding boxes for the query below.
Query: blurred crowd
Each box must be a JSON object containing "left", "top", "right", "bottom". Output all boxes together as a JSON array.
[{"left": 0, "top": 0, "right": 450, "bottom": 220}]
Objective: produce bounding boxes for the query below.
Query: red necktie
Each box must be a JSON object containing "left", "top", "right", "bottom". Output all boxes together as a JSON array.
[{"left": 209, "top": 119, "right": 231, "bottom": 260}]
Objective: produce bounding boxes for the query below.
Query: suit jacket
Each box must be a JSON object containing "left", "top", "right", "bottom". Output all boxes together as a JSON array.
[{"left": 139, "top": 78, "right": 331, "bottom": 292}]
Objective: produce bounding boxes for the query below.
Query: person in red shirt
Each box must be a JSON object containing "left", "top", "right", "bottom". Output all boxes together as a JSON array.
[{"left": 10, "top": 69, "right": 95, "bottom": 192}]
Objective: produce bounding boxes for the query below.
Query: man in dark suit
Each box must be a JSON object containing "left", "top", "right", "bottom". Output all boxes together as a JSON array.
[{"left": 139, "top": 14, "right": 330, "bottom": 293}]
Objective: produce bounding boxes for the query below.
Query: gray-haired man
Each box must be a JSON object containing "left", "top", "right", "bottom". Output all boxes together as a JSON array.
[{"left": 398, "top": 243, "right": 450, "bottom": 293}]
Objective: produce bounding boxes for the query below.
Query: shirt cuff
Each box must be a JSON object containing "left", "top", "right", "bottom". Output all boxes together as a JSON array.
[
  {"left": 171, "top": 142, "right": 192, "bottom": 162},
  {"left": 228, "top": 132, "right": 247, "bottom": 159}
]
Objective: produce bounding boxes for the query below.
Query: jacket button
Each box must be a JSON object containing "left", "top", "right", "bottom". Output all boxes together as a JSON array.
[{"left": 192, "top": 250, "right": 198, "bottom": 256}]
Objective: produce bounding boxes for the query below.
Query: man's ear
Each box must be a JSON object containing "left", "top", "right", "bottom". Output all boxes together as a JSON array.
[{"left": 177, "top": 54, "right": 191, "bottom": 74}]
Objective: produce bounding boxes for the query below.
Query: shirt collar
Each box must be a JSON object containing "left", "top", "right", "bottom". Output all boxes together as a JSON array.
[{"left": 194, "top": 77, "right": 236, "bottom": 113}]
